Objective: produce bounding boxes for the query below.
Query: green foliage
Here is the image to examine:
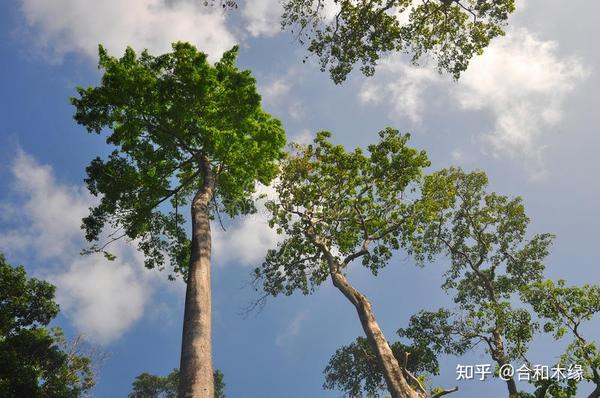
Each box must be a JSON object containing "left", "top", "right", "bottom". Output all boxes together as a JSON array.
[
  {"left": 0, "top": 254, "right": 95, "bottom": 398},
  {"left": 71, "top": 42, "right": 286, "bottom": 276},
  {"left": 323, "top": 336, "right": 438, "bottom": 398},
  {"left": 255, "top": 129, "right": 431, "bottom": 296},
  {"left": 523, "top": 280, "right": 600, "bottom": 391},
  {"left": 129, "top": 368, "right": 225, "bottom": 398},
  {"left": 281, "top": 0, "right": 516, "bottom": 83},
  {"left": 400, "top": 168, "right": 553, "bottom": 377}
]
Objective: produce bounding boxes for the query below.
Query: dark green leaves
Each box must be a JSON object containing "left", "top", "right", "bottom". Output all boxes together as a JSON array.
[
  {"left": 0, "top": 254, "right": 58, "bottom": 337},
  {"left": 128, "top": 369, "right": 226, "bottom": 398},
  {"left": 72, "top": 42, "right": 286, "bottom": 276},
  {"left": 281, "top": 0, "right": 516, "bottom": 83},
  {"left": 0, "top": 254, "right": 95, "bottom": 398}
]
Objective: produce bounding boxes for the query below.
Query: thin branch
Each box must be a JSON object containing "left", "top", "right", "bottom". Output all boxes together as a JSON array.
[
  {"left": 212, "top": 195, "right": 226, "bottom": 232},
  {"left": 432, "top": 386, "right": 459, "bottom": 398}
]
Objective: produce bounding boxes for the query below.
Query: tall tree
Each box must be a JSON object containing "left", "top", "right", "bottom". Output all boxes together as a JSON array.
[
  {"left": 523, "top": 280, "right": 600, "bottom": 398},
  {"left": 280, "top": 0, "right": 516, "bottom": 83},
  {"left": 254, "top": 130, "right": 456, "bottom": 398},
  {"left": 398, "top": 168, "right": 554, "bottom": 397},
  {"left": 0, "top": 253, "right": 95, "bottom": 398},
  {"left": 71, "top": 43, "right": 286, "bottom": 398}
]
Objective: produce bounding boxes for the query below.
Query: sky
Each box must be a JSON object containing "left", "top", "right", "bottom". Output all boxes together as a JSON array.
[{"left": 0, "top": 0, "right": 599, "bottom": 397}]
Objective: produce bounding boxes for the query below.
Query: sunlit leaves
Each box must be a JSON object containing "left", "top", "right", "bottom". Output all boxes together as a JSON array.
[
  {"left": 256, "top": 129, "right": 431, "bottom": 297},
  {"left": 71, "top": 42, "right": 286, "bottom": 277}
]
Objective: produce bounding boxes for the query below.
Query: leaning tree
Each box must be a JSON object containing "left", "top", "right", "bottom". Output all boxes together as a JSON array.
[
  {"left": 254, "top": 129, "right": 458, "bottom": 398},
  {"left": 71, "top": 42, "right": 285, "bottom": 398}
]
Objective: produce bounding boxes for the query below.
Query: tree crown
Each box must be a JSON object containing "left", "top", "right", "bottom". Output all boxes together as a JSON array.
[{"left": 71, "top": 42, "right": 286, "bottom": 275}]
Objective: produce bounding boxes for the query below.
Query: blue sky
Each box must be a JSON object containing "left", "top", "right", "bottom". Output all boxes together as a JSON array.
[{"left": 1, "top": 0, "right": 599, "bottom": 397}]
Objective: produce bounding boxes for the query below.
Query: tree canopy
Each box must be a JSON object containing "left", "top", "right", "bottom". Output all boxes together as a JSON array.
[
  {"left": 72, "top": 41, "right": 286, "bottom": 276},
  {"left": 129, "top": 369, "right": 226, "bottom": 398},
  {"left": 0, "top": 253, "right": 95, "bottom": 398},
  {"left": 281, "top": 0, "right": 516, "bottom": 83},
  {"left": 398, "top": 168, "right": 554, "bottom": 396}
]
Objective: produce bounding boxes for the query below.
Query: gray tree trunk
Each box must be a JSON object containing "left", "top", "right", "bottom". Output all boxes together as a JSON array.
[
  {"left": 330, "top": 269, "right": 423, "bottom": 398},
  {"left": 588, "top": 383, "right": 600, "bottom": 398},
  {"left": 179, "top": 158, "right": 215, "bottom": 398}
]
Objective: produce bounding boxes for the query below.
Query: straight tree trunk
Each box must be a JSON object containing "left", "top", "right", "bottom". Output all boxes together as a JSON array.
[
  {"left": 179, "top": 158, "right": 215, "bottom": 398},
  {"left": 330, "top": 268, "right": 423, "bottom": 398}
]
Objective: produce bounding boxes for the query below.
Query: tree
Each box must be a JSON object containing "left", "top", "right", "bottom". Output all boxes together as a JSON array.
[
  {"left": 522, "top": 280, "right": 600, "bottom": 398},
  {"left": 398, "top": 168, "right": 554, "bottom": 397},
  {"left": 0, "top": 253, "right": 95, "bottom": 398},
  {"left": 71, "top": 43, "right": 286, "bottom": 398},
  {"left": 323, "top": 336, "right": 439, "bottom": 398},
  {"left": 280, "top": 0, "right": 516, "bottom": 83},
  {"left": 129, "top": 369, "right": 226, "bottom": 398},
  {"left": 254, "top": 129, "right": 457, "bottom": 398}
]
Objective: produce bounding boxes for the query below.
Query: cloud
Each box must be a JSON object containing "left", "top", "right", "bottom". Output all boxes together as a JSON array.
[
  {"left": 456, "top": 28, "right": 588, "bottom": 174},
  {"left": 0, "top": 151, "right": 157, "bottom": 344},
  {"left": 290, "top": 129, "right": 314, "bottom": 145},
  {"left": 52, "top": 255, "right": 149, "bottom": 345},
  {"left": 359, "top": 58, "right": 440, "bottom": 123},
  {"left": 242, "top": 0, "right": 283, "bottom": 37},
  {"left": 261, "top": 78, "right": 291, "bottom": 102},
  {"left": 275, "top": 310, "right": 307, "bottom": 348},
  {"left": 212, "top": 183, "right": 280, "bottom": 267},
  {"left": 259, "top": 70, "right": 306, "bottom": 120},
  {"left": 19, "top": 0, "right": 236, "bottom": 62},
  {"left": 242, "top": 0, "right": 341, "bottom": 37},
  {"left": 358, "top": 28, "right": 587, "bottom": 177}
]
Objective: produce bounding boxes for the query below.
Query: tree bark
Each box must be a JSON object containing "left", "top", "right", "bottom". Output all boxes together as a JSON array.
[
  {"left": 588, "top": 383, "right": 600, "bottom": 398},
  {"left": 492, "top": 332, "right": 518, "bottom": 397},
  {"left": 330, "top": 269, "right": 423, "bottom": 398},
  {"left": 179, "top": 158, "right": 215, "bottom": 398}
]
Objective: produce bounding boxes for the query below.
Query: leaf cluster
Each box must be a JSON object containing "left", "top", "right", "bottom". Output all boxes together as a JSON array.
[
  {"left": 0, "top": 254, "right": 95, "bottom": 398},
  {"left": 281, "top": 0, "right": 515, "bottom": 83},
  {"left": 128, "top": 368, "right": 225, "bottom": 398},
  {"left": 323, "top": 336, "right": 439, "bottom": 398}
]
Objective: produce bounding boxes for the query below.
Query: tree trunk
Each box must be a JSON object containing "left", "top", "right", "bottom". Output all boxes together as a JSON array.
[
  {"left": 330, "top": 269, "right": 423, "bottom": 398},
  {"left": 588, "top": 383, "right": 600, "bottom": 398},
  {"left": 492, "top": 332, "right": 518, "bottom": 397},
  {"left": 179, "top": 158, "right": 215, "bottom": 398}
]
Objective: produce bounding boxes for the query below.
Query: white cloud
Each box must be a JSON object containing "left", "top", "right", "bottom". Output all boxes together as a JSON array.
[
  {"left": 242, "top": 0, "right": 283, "bottom": 37},
  {"left": 0, "top": 151, "right": 158, "bottom": 344},
  {"left": 456, "top": 28, "right": 588, "bottom": 173},
  {"left": 212, "top": 183, "right": 280, "bottom": 267},
  {"left": 259, "top": 70, "right": 306, "bottom": 120},
  {"left": 275, "top": 310, "right": 307, "bottom": 348},
  {"left": 290, "top": 129, "right": 314, "bottom": 145},
  {"left": 6, "top": 151, "right": 94, "bottom": 259},
  {"left": 241, "top": 0, "right": 341, "bottom": 37},
  {"left": 359, "top": 58, "right": 440, "bottom": 123},
  {"left": 358, "top": 27, "right": 587, "bottom": 178},
  {"left": 52, "top": 254, "right": 149, "bottom": 345},
  {"left": 261, "top": 78, "right": 291, "bottom": 102},
  {"left": 20, "top": 0, "right": 237, "bottom": 62}
]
